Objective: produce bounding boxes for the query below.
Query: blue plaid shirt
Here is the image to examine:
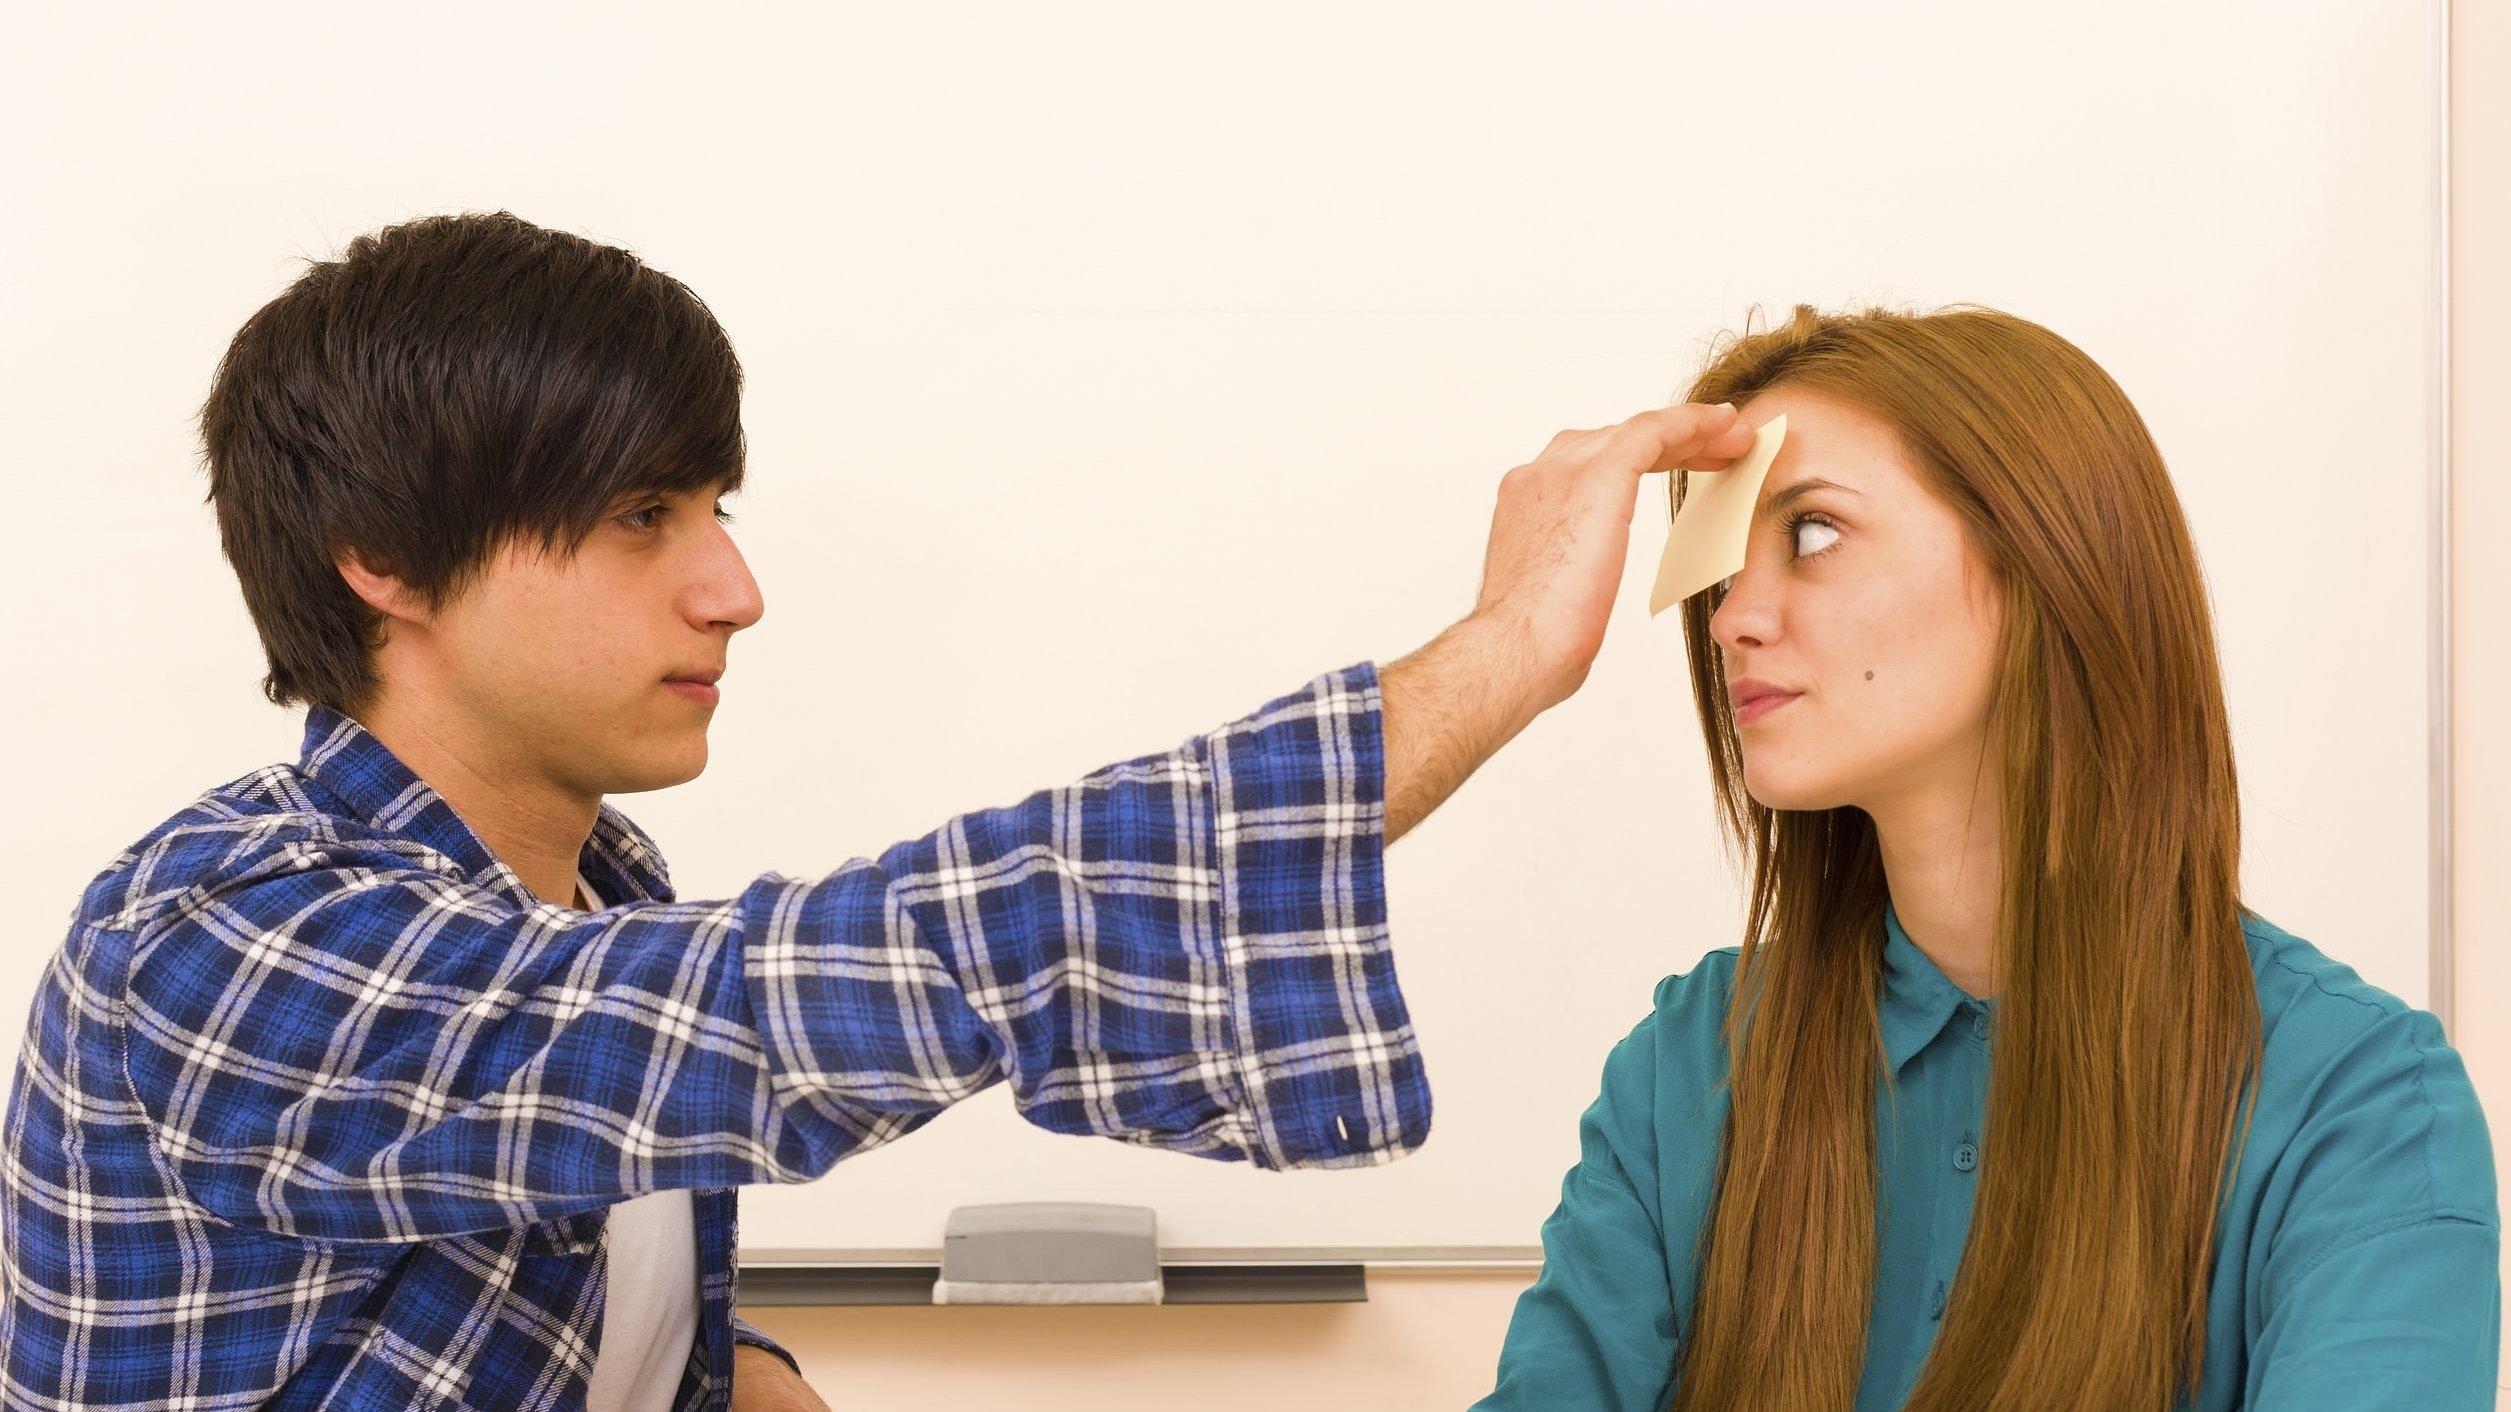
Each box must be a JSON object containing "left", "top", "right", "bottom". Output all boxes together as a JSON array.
[{"left": 1, "top": 664, "right": 1425, "bottom": 1410}]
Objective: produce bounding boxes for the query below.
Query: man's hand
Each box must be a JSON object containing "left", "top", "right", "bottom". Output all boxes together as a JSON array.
[
  {"left": 729, "top": 1343, "right": 832, "bottom": 1412},
  {"left": 1468, "top": 402, "right": 1754, "bottom": 710},
  {"left": 1380, "top": 403, "right": 1755, "bottom": 842}
]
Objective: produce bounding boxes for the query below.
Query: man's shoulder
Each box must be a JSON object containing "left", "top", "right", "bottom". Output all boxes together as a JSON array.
[{"left": 75, "top": 761, "right": 466, "bottom": 937}]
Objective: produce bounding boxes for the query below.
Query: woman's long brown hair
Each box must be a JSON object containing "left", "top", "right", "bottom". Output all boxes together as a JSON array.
[{"left": 1665, "top": 306, "right": 2261, "bottom": 1411}]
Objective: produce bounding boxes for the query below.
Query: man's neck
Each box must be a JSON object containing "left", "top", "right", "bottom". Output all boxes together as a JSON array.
[
  {"left": 349, "top": 695, "right": 599, "bottom": 908},
  {"left": 1868, "top": 761, "right": 2005, "bottom": 1000}
]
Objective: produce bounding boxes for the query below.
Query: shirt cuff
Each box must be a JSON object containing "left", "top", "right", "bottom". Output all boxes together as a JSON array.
[
  {"left": 1210, "top": 662, "right": 1431, "bottom": 1169},
  {"left": 730, "top": 1314, "right": 802, "bottom": 1376}
]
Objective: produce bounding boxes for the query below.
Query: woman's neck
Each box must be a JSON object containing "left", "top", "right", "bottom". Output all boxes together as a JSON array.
[{"left": 1868, "top": 763, "right": 2005, "bottom": 999}]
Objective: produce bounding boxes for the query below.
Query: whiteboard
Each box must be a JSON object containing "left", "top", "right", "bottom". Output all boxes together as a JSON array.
[{"left": 0, "top": 0, "right": 2441, "bottom": 1259}]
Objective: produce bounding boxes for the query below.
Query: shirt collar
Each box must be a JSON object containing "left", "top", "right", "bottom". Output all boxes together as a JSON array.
[
  {"left": 296, "top": 705, "right": 677, "bottom": 908},
  {"left": 1879, "top": 900, "right": 1993, "bottom": 1072}
]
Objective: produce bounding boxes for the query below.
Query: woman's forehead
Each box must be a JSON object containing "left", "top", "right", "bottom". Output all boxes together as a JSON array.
[{"left": 1742, "top": 390, "right": 1921, "bottom": 502}]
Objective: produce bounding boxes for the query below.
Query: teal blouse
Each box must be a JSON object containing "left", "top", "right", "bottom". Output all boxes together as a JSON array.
[{"left": 1478, "top": 909, "right": 2499, "bottom": 1410}]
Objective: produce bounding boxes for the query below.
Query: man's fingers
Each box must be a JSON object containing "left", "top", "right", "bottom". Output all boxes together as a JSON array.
[
  {"left": 1702, "top": 421, "right": 1757, "bottom": 457},
  {"left": 1521, "top": 404, "right": 1752, "bottom": 494},
  {"left": 1612, "top": 403, "right": 1750, "bottom": 472},
  {"left": 1682, "top": 415, "right": 1757, "bottom": 465}
]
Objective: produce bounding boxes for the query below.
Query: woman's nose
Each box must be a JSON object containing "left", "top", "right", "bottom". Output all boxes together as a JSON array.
[{"left": 1709, "top": 570, "right": 1777, "bottom": 651}]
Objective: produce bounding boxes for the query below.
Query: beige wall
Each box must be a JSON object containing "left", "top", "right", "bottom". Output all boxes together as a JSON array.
[
  {"left": 2453, "top": 0, "right": 2511, "bottom": 1375},
  {"left": 745, "top": 13, "right": 2509, "bottom": 1406}
]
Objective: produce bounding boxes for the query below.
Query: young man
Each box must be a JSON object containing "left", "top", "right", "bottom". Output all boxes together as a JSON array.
[{"left": 0, "top": 212, "right": 1755, "bottom": 1411}]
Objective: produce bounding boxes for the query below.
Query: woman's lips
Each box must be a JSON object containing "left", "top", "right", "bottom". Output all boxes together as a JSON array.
[{"left": 1734, "top": 691, "right": 1800, "bottom": 726}]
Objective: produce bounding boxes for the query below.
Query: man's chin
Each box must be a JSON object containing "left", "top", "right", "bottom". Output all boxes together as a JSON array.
[{"left": 602, "top": 746, "right": 708, "bottom": 796}]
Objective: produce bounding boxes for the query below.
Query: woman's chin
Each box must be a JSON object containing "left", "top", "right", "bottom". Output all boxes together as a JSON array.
[{"left": 1742, "top": 769, "right": 1850, "bottom": 815}]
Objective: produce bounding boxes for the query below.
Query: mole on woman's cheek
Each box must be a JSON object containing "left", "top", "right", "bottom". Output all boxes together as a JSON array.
[{"left": 1865, "top": 671, "right": 1875, "bottom": 681}]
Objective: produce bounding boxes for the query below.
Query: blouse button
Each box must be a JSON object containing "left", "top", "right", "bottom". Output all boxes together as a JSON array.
[
  {"left": 1927, "top": 1279, "right": 1947, "bottom": 1321},
  {"left": 1953, "top": 1141, "right": 1978, "bottom": 1172}
]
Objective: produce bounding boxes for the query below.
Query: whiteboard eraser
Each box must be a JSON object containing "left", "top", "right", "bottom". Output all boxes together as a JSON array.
[{"left": 931, "top": 1202, "right": 1164, "bottom": 1305}]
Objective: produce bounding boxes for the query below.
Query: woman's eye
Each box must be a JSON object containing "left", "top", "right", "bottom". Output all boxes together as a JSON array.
[{"left": 1793, "top": 517, "right": 1841, "bottom": 558}]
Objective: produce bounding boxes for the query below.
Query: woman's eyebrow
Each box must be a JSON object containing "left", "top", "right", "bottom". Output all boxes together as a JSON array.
[{"left": 1761, "top": 476, "right": 1863, "bottom": 520}]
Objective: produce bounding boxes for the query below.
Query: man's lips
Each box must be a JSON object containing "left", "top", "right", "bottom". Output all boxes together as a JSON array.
[{"left": 664, "top": 667, "right": 723, "bottom": 706}]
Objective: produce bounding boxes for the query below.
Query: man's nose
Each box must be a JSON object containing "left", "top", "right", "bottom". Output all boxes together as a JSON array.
[{"left": 694, "top": 524, "right": 766, "bottom": 632}]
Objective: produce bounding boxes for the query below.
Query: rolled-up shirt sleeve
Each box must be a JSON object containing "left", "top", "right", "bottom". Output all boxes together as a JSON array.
[
  {"left": 2245, "top": 1006, "right": 2499, "bottom": 1408},
  {"left": 729, "top": 1314, "right": 800, "bottom": 1376},
  {"left": 2246, "top": 1215, "right": 2498, "bottom": 1409},
  {"left": 122, "top": 664, "right": 1428, "bottom": 1243}
]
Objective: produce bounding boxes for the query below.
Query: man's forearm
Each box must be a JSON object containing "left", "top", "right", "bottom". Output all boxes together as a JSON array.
[
  {"left": 1379, "top": 402, "right": 1754, "bottom": 845},
  {"left": 1378, "top": 614, "right": 1548, "bottom": 845},
  {"left": 730, "top": 1342, "right": 831, "bottom": 1411}
]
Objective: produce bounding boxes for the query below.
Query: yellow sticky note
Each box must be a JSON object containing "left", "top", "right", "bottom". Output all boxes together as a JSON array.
[{"left": 1648, "top": 415, "right": 1788, "bottom": 615}]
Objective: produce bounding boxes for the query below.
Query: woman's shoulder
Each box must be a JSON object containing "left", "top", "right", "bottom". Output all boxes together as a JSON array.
[
  {"left": 2237, "top": 911, "right": 2493, "bottom": 1225},
  {"left": 2239, "top": 910, "right": 2446, "bottom": 1053},
  {"left": 1645, "top": 946, "right": 1745, "bottom": 1016},
  {"left": 1573, "top": 949, "right": 1745, "bottom": 1188},
  {"left": 1594, "top": 948, "right": 1745, "bottom": 1095}
]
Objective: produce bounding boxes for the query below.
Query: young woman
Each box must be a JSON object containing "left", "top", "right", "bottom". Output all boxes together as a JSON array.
[{"left": 1477, "top": 307, "right": 2497, "bottom": 1411}]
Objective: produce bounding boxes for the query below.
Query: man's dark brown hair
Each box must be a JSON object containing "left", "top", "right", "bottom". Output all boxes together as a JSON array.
[{"left": 201, "top": 210, "right": 747, "bottom": 716}]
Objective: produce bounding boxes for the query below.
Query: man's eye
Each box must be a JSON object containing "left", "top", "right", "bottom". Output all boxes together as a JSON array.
[{"left": 620, "top": 504, "right": 666, "bottom": 530}]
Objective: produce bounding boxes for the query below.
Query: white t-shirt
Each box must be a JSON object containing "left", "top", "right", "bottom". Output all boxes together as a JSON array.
[{"left": 574, "top": 874, "right": 701, "bottom": 1412}]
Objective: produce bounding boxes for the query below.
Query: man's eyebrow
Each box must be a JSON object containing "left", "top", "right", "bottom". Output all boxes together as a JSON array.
[
  {"left": 1761, "top": 476, "right": 1863, "bottom": 519},
  {"left": 611, "top": 477, "right": 737, "bottom": 506}
]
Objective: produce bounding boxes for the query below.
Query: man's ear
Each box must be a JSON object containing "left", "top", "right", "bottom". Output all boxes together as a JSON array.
[{"left": 334, "top": 549, "right": 429, "bottom": 625}]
